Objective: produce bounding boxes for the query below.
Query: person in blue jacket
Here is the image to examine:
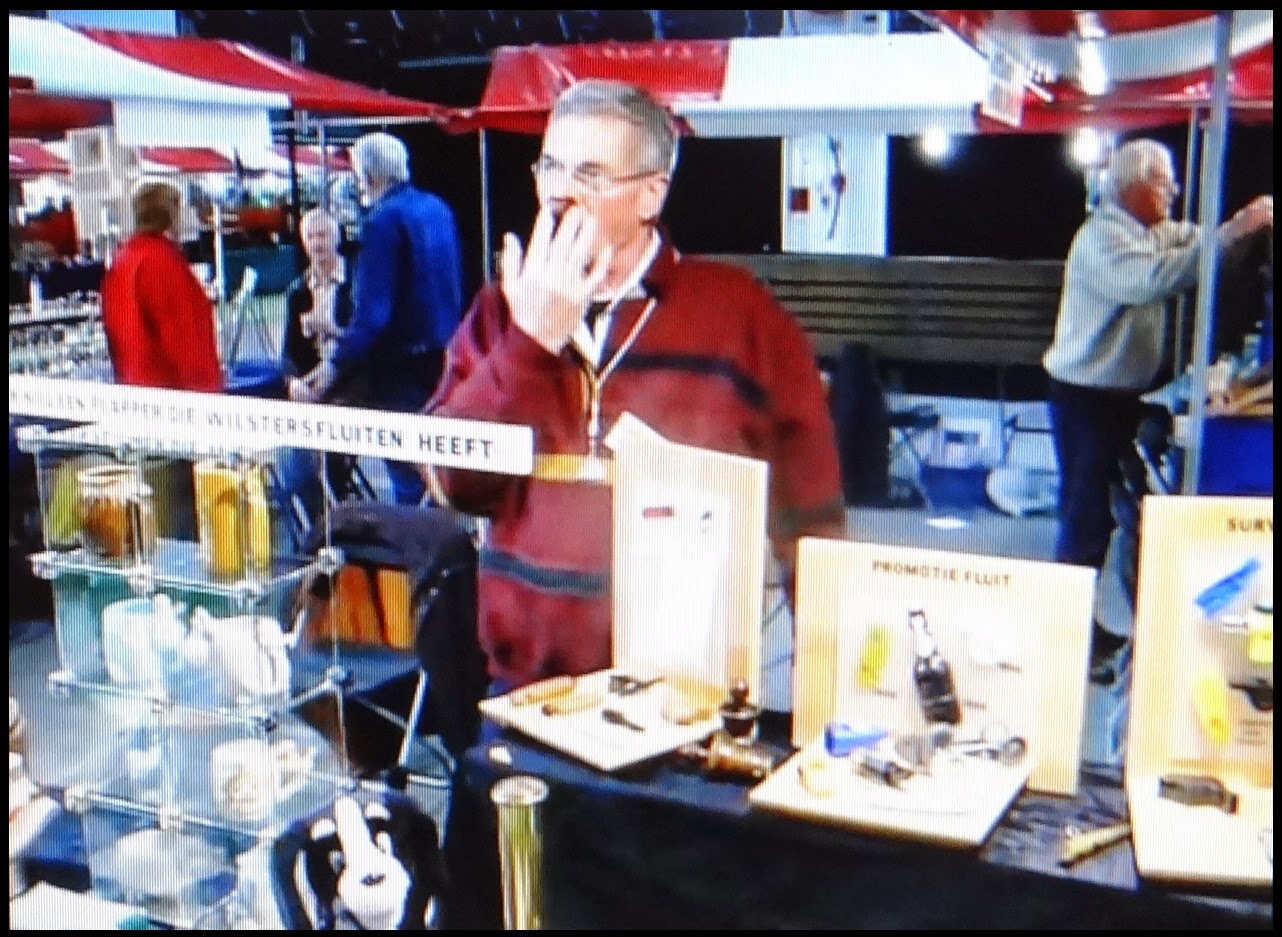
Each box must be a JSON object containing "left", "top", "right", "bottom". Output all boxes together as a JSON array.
[{"left": 291, "top": 132, "right": 464, "bottom": 506}]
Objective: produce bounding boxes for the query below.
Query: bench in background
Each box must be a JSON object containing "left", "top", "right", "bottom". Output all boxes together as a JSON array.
[{"left": 706, "top": 252, "right": 1064, "bottom": 392}]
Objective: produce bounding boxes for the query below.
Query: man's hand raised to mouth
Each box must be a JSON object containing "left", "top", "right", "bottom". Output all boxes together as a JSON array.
[{"left": 501, "top": 205, "right": 614, "bottom": 355}]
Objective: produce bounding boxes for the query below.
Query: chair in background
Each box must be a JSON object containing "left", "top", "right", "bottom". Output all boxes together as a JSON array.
[
  {"left": 886, "top": 404, "right": 940, "bottom": 510},
  {"left": 222, "top": 265, "right": 278, "bottom": 369},
  {"left": 295, "top": 502, "right": 487, "bottom": 781}
]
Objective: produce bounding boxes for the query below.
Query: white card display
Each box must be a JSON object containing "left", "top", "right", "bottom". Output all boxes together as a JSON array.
[
  {"left": 791, "top": 539, "right": 1096, "bottom": 796},
  {"left": 611, "top": 414, "right": 767, "bottom": 701},
  {"left": 1127, "top": 495, "right": 1273, "bottom": 888}
]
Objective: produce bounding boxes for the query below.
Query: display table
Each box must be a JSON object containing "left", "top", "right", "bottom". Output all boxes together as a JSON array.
[{"left": 444, "top": 714, "right": 1272, "bottom": 929}]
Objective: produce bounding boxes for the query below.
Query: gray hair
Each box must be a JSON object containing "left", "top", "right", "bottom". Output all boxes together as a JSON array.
[
  {"left": 350, "top": 132, "right": 411, "bottom": 187},
  {"left": 299, "top": 207, "right": 339, "bottom": 238},
  {"left": 1106, "top": 138, "right": 1174, "bottom": 202},
  {"left": 550, "top": 79, "right": 679, "bottom": 176}
]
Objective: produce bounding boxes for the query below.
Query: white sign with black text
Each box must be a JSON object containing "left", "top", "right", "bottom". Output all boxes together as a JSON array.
[{"left": 8, "top": 375, "right": 534, "bottom": 476}]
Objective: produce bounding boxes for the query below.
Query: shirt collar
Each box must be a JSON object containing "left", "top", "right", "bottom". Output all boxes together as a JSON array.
[
  {"left": 639, "top": 227, "right": 679, "bottom": 300},
  {"left": 306, "top": 256, "right": 347, "bottom": 290},
  {"left": 1097, "top": 201, "right": 1151, "bottom": 237}
]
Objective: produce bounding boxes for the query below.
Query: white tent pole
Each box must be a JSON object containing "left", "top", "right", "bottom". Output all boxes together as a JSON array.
[
  {"left": 318, "top": 122, "right": 329, "bottom": 212},
  {"left": 480, "top": 128, "right": 493, "bottom": 283},
  {"left": 212, "top": 201, "right": 225, "bottom": 304},
  {"left": 1181, "top": 10, "right": 1234, "bottom": 495}
]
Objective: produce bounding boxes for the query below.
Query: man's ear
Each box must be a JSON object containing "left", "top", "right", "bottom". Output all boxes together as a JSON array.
[{"left": 637, "top": 174, "right": 671, "bottom": 226}]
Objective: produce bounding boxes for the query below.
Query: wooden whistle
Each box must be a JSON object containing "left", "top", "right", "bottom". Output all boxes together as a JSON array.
[
  {"left": 541, "top": 692, "right": 605, "bottom": 717},
  {"left": 508, "top": 675, "right": 577, "bottom": 707}
]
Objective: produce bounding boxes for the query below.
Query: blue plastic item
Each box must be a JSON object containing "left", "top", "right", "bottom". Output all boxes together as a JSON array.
[
  {"left": 225, "top": 357, "right": 287, "bottom": 400},
  {"left": 1194, "top": 557, "right": 1262, "bottom": 618},
  {"left": 824, "top": 721, "right": 889, "bottom": 758}
]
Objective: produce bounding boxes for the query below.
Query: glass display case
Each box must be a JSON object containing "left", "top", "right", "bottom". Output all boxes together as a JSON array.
[{"left": 16, "top": 421, "right": 355, "bottom": 927}]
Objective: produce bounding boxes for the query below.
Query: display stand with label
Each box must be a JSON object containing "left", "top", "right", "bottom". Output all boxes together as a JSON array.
[
  {"left": 1127, "top": 495, "right": 1273, "bottom": 888},
  {"left": 479, "top": 415, "right": 768, "bottom": 772},
  {"left": 750, "top": 539, "right": 1096, "bottom": 847}
]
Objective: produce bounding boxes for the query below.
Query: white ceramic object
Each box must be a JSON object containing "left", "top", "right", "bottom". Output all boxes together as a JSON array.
[
  {"left": 209, "top": 738, "right": 312, "bottom": 823},
  {"left": 184, "top": 609, "right": 292, "bottom": 704}
]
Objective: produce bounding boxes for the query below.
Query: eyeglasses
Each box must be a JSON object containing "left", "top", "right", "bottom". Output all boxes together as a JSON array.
[
  {"left": 1150, "top": 176, "right": 1181, "bottom": 198},
  {"left": 530, "top": 154, "right": 660, "bottom": 195}
]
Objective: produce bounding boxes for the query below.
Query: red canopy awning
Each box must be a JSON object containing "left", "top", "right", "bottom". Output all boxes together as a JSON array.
[
  {"left": 447, "top": 41, "right": 729, "bottom": 135},
  {"left": 9, "top": 15, "right": 451, "bottom": 142},
  {"left": 79, "top": 27, "right": 447, "bottom": 121},
  {"left": 271, "top": 144, "right": 352, "bottom": 173},
  {"left": 9, "top": 138, "right": 70, "bottom": 178},
  {"left": 138, "top": 146, "right": 238, "bottom": 175},
  {"left": 448, "top": 13, "right": 1272, "bottom": 138},
  {"left": 926, "top": 10, "right": 1273, "bottom": 132}
]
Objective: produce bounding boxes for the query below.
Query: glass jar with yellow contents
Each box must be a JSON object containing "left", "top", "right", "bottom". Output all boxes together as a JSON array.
[
  {"left": 76, "top": 463, "right": 157, "bottom": 563},
  {"left": 193, "top": 458, "right": 273, "bottom": 580}
]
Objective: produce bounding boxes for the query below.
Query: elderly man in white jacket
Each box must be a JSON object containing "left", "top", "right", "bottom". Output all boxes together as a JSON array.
[{"left": 1043, "top": 136, "right": 1272, "bottom": 676}]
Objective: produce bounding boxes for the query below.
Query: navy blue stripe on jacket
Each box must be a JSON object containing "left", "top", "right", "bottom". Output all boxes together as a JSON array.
[
  {"left": 479, "top": 548, "right": 609, "bottom": 598},
  {"left": 614, "top": 353, "right": 769, "bottom": 411}
]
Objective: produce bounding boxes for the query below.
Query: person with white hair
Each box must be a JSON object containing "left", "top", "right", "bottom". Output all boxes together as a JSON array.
[
  {"left": 1043, "top": 136, "right": 1272, "bottom": 678},
  {"left": 292, "top": 132, "right": 464, "bottom": 507},
  {"left": 279, "top": 207, "right": 358, "bottom": 520}
]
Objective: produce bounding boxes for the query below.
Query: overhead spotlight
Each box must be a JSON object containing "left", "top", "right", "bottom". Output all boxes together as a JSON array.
[
  {"left": 1069, "top": 128, "right": 1108, "bottom": 168},
  {"left": 917, "top": 128, "right": 953, "bottom": 163},
  {"left": 1076, "top": 39, "right": 1109, "bottom": 95}
]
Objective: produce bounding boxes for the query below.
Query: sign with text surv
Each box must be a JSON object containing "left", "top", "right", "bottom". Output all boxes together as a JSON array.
[
  {"left": 8, "top": 375, "right": 534, "bottom": 476},
  {"left": 1127, "top": 495, "right": 1272, "bottom": 889},
  {"left": 750, "top": 539, "right": 1095, "bottom": 849}
]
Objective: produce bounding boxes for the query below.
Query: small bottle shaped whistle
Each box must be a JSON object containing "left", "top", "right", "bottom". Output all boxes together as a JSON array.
[
  {"left": 1157, "top": 773, "right": 1240, "bottom": 814},
  {"left": 719, "top": 679, "right": 762, "bottom": 744},
  {"left": 908, "top": 610, "right": 961, "bottom": 725},
  {"left": 854, "top": 748, "right": 914, "bottom": 789}
]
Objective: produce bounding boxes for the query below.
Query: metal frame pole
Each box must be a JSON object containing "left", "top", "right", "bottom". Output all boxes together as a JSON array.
[
  {"left": 479, "top": 129, "right": 493, "bottom": 283},
  {"left": 1173, "top": 108, "right": 1202, "bottom": 378},
  {"left": 1182, "top": 10, "right": 1234, "bottom": 495}
]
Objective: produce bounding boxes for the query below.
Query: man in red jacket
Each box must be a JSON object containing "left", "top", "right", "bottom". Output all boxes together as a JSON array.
[
  {"left": 425, "top": 80, "right": 845, "bottom": 692},
  {"left": 101, "top": 179, "right": 223, "bottom": 392}
]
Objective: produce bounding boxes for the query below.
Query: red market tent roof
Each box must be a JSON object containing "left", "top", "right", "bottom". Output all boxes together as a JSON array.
[
  {"left": 923, "top": 9, "right": 1273, "bottom": 133},
  {"left": 78, "top": 27, "right": 446, "bottom": 121},
  {"left": 138, "top": 146, "right": 238, "bottom": 175},
  {"left": 9, "top": 138, "right": 70, "bottom": 178},
  {"left": 8, "top": 15, "right": 449, "bottom": 145},
  {"left": 447, "top": 40, "right": 729, "bottom": 136},
  {"left": 271, "top": 144, "right": 352, "bottom": 173},
  {"left": 448, "top": 11, "right": 1272, "bottom": 138}
]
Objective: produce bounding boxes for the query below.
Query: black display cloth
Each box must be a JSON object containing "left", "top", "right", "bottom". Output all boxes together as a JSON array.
[{"left": 443, "top": 712, "right": 1273, "bottom": 929}]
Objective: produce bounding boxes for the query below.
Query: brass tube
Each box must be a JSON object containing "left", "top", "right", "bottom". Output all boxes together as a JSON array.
[{"left": 490, "top": 775, "right": 550, "bottom": 930}]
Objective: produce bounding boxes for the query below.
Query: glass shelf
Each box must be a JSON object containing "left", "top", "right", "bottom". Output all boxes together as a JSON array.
[
  {"left": 16, "top": 421, "right": 278, "bottom": 465},
  {"left": 32, "top": 537, "right": 340, "bottom": 603}
]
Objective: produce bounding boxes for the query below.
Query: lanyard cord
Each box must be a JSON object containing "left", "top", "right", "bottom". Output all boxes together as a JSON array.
[{"left": 582, "top": 296, "right": 659, "bottom": 455}]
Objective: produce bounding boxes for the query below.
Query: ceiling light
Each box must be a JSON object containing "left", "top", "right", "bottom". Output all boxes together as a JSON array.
[
  {"left": 1069, "top": 128, "right": 1108, "bottom": 168},
  {"left": 917, "top": 128, "right": 953, "bottom": 163}
]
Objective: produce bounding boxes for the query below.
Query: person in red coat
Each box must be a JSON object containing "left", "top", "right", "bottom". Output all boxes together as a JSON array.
[{"left": 101, "top": 180, "right": 223, "bottom": 392}]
